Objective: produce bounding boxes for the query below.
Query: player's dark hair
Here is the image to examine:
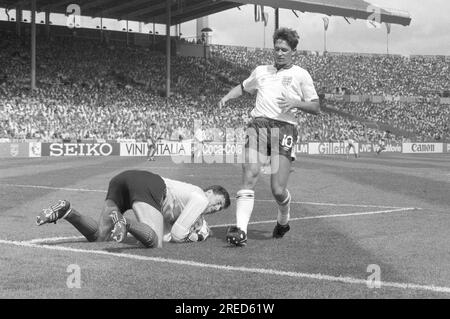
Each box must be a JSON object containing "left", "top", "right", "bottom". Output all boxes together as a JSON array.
[
  {"left": 273, "top": 27, "right": 300, "bottom": 50},
  {"left": 204, "top": 185, "right": 231, "bottom": 209}
]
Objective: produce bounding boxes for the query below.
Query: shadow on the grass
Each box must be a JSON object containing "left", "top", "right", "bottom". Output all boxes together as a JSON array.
[
  {"left": 102, "top": 236, "right": 147, "bottom": 252},
  {"left": 210, "top": 226, "right": 274, "bottom": 242}
]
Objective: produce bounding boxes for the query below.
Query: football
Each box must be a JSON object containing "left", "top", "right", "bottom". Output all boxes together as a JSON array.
[{"left": 188, "top": 216, "right": 211, "bottom": 242}]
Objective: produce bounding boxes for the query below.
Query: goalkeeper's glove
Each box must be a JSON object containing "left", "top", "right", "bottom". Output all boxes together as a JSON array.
[{"left": 187, "top": 218, "right": 210, "bottom": 242}]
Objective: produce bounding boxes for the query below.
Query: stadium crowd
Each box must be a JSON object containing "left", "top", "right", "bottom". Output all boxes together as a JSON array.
[
  {"left": 212, "top": 45, "right": 450, "bottom": 97},
  {"left": 1, "top": 30, "right": 449, "bottom": 143}
]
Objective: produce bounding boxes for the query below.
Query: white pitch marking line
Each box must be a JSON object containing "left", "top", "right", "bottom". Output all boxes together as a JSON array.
[
  {"left": 26, "top": 236, "right": 86, "bottom": 244},
  {"left": 255, "top": 200, "right": 407, "bottom": 209},
  {"left": 0, "top": 183, "right": 106, "bottom": 193},
  {"left": 212, "top": 207, "right": 419, "bottom": 228},
  {"left": 0, "top": 183, "right": 406, "bottom": 209},
  {"left": 0, "top": 238, "right": 449, "bottom": 294},
  {"left": 24, "top": 207, "right": 419, "bottom": 245}
]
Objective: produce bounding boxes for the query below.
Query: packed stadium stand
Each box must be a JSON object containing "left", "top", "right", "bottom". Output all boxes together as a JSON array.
[{"left": 1, "top": 28, "right": 449, "bottom": 143}]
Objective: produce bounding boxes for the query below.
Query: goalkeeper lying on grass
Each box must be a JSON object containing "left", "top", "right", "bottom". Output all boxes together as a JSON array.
[{"left": 36, "top": 170, "right": 230, "bottom": 248}]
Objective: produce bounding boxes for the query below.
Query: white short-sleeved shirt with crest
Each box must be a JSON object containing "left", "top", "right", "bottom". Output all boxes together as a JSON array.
[{"left": 242, "top": 65, "right": 319, "bottom": 125}]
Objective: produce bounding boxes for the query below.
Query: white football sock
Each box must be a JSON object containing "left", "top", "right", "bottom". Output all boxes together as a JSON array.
[
  {"left": 277, "top": 189, "right": 291, "bottom": 226},
  {"left": 236, "top": 189, "right": 255, "bottom": 234}
]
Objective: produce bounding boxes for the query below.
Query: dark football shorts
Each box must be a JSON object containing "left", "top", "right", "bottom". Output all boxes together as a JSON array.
[
  {"left": 106, "top": 170, "right": 166, "bottom": 213},
  {"left": 245, "top": 117, "right": 298, "bottom": 161},
  {"left": 147, "top": 140, "right": 156, "bottom": 149}
]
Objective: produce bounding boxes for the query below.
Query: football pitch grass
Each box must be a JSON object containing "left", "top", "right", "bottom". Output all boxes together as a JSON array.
[{"left": 1, "top": 153, "right": 449, "bottom": 299}]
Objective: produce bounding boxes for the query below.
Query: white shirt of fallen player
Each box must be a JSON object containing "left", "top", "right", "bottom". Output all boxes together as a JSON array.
[
  {"left": 242, "top": 65, "right": 319, "bottom": 125},
  {"left": 161, "top": 178, "right": 209, "bottom": 242}
]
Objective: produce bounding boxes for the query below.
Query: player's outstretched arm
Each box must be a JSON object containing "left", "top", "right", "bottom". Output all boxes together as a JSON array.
[
  {"left": 171, "top": 193, "right": 209, "bottom": 243},
  {"left": 277, "top": 92, "right": 320, "bottom": 115},
  {"left": 218, "top": 84, "right": 243, "bottom": 108}
]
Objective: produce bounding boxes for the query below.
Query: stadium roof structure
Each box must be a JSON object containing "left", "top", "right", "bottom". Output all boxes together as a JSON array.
[
  {"left": 0, "top": 0, "right": 411, "bottom": 26},
  {"left": 236, "top": 0, "right": 411, "bottom": 26}
]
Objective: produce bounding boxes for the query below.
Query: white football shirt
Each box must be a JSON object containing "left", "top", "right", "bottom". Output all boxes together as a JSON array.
[
  {"left": 161, "top": 178, "right": 208, "bottom": 242},
  {"left": 242, "top": 65, "right": 319, "bottom": 125},
  {"left": 194, "top": 128, "right": 206, "bottom": 142}
]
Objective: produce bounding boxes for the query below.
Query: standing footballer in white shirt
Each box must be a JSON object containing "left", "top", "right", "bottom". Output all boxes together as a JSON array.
[
  {"left": 36, "top": 170, "right": 231, "bottom": 248},
  {"left": 218, "top": 28, "right": 320, "bottom": 246},
  {"left": 193, "top": 122, "right": 207, "bottom": 160},
  {"left": 344, "top": 127, "right": 359, "bottom": 159}
]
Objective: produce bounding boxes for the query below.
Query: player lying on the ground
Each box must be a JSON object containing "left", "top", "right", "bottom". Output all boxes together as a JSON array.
[{"left": 36, "top": 170, "right": 231, "bottom": 248}]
